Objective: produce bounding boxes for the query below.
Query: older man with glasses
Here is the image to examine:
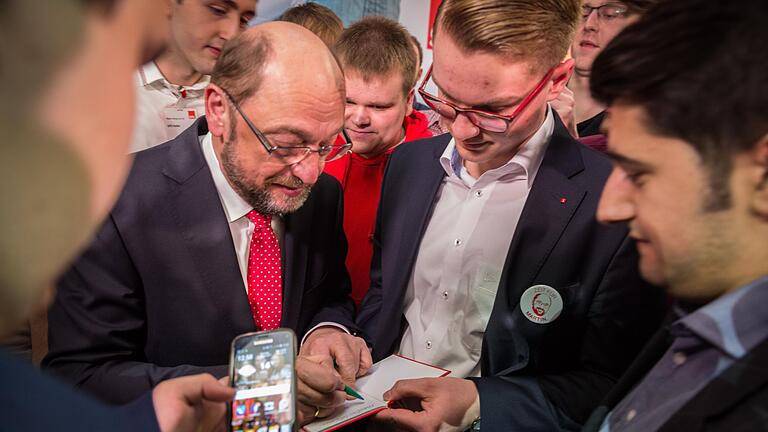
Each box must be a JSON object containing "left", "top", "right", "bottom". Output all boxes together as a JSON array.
[
  {"left": 43, "top": 23, "right": 369, "bottom": 425},
  {"left": 320, "top": 0, "right": 668, "bottom": 430}
]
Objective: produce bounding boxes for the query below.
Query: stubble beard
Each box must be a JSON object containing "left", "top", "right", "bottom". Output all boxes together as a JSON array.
[{"left": 220, "top": 135, "right": 312, "bottom": 216}]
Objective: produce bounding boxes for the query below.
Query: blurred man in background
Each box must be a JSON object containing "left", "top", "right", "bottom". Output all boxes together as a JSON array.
[{"left": 0, "top": 0, "right": 236, "bottom": 430}]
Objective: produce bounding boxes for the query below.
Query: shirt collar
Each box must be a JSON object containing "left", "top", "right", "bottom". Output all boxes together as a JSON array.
[
  {"left": 200, "top": 132, "right": 253, "bottom": 223},
  {"left": 439, "top": 106, "right": 554, "bottom": 188},
  {"left": 138, "top": 61, "right": 211, "bottom": 91},
  {"left": 675, "top": 276, "right": 768, "bottom": 358}
]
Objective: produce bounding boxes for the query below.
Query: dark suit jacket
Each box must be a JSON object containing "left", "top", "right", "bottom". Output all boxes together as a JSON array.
[
  {"left": 43, "top": 118, "right": 355, "bottom": 404},
  {"left": 356, "top": 119, "right": 667, "bottom": 430},
  {"left": 583, "top": 327, "right": 768, "bottom": 432},
  {"left": 1, "top": 349, "right": 160, "bottom": 431}
]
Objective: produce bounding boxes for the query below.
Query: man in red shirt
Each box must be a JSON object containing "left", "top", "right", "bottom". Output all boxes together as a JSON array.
[{"left": 325, "top": 16, "right": 433, "bottom": 305}]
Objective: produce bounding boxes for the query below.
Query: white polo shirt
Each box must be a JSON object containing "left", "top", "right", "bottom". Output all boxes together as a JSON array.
[{"left": 130, "top": 62, "right": 209, "bottom": 153}]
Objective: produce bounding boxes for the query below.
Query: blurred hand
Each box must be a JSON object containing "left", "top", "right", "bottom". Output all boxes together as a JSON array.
[
  {"left": 373, "top": 377, "right": 479, "bottom": 432},
  {"left": 300, "top": 326, "right": 372, "bottom": 386},
  {"left": 551, "top": 85, "right": 579, "bottom": 138},
  {"left": 152, "top": 373, "right": 234, "bottom": 432},
  {"left": 296, "top": 355, "right": 347, "bottom": 426}
]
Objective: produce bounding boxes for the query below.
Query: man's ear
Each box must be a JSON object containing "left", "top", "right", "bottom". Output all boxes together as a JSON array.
[
  {"left": 205, "top": 84, "right": 229, "bottom": 138},
  {"left": 546, "top": 58, "right": 574, "bottom": 102},
  {"left": 750, "top": 133, "right": 768, "bottom": 219},
  {"left": 405, "top": 89, "right": 415, "bottom": 117}
]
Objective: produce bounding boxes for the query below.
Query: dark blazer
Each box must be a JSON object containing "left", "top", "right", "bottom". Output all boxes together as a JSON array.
[
  {"left": 43, "top": 118, "right": 355, "bottom": 404},
  {"left": 583, "top": 327, "right": 768, "bottom": 432},
  {"left": 1, "top": 349, "right": 160, "bottom": 431},
  {"left": 356, "top": 119, "right": 667, "bottom": 430}
]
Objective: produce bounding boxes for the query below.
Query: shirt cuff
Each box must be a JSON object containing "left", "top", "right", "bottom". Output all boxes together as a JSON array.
[{"left": 300, "top": 322, "right": 351, "bottom": 346}]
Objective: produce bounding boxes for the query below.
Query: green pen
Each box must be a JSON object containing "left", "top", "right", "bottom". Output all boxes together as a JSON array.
[
  {"left": 332, "top": 360, "right": 365, "bottom": 400},
  {"left": 344, "top": 384, "right": 364, "bottom": 400}
]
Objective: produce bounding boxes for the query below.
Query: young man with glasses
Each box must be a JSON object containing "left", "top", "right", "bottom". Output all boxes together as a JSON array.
[
  {"left": 43, "top": 23, "right": 370, "bottom": 418},
  {"left": 335, "top": 0, "right": 665, "bottom": 430}
]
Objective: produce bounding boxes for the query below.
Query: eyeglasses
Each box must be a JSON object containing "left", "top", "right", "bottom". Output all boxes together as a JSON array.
[
  {"left": 582, "top": 3, "right": 629, "bottom": 21},
  {"left": 221, "top": 88, "right": 352, "bottom": 166},
  {"left": 418, "top": 65, "right": 555, "bottom": 133}
]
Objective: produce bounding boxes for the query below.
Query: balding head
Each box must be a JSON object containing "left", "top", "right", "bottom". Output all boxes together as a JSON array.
[
  {"left": 204, "top": 21, "right": 348, "bottom": 217},
  {"left": 211, "top": 21, "right": 344, "bottom": 106}
]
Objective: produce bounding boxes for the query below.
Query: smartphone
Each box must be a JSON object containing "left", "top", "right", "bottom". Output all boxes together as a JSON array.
[{"left": 228, "top": 329, "right": 297, "bottom": 432}]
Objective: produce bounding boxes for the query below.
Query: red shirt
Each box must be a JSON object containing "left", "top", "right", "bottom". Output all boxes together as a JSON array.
[{"left": 325, "top": 111, "right": 433, "bottom": 305}]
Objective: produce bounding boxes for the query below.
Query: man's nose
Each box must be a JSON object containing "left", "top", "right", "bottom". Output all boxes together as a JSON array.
[
  {"left": 347, "top": 105, "right": 370, "bottom": 127},
  {"left": 449, "top": 112, "right": 481, "bottom": 141},
  {"left": 219, "top": 14, "right": 241, "bottom": 41},
  {"left": 289, "top": 154, "right": 322, "bottom": 185},
  {"left": 597, "top": 167, "right": 636, "bottom": 224},
  {"left": 583, "top": 9, "right": 600, "bottom": 31}
]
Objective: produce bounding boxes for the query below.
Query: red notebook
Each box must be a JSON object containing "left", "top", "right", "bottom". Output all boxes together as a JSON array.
[{"left": 304, "top": 354, "right": 450, "bottom": 432}]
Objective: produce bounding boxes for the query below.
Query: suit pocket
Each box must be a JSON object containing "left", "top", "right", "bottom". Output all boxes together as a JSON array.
[{"left": 460, "top": 283, "right": 498, "bottom": 353}]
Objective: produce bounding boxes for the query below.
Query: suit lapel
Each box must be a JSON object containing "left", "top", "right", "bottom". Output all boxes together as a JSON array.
[
  {"left": 388, "top": 137, "right": 448, "bottom": 308},
  {"left": 497, "top": 122, "right": 587, "bottom": 307},
  {"left": 281, "top": 200, "right": 312, "bottom": 331},
  {"left": 481, "top": 122, "right": 589, "bottom": 375},
  {"left": 161, "top": 118, "right": 255, "bottom": 333}
]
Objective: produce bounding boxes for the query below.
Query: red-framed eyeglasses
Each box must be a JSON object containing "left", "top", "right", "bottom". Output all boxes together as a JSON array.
[{"left": 418, "top": 64, "right": 555, "bottom": 133}]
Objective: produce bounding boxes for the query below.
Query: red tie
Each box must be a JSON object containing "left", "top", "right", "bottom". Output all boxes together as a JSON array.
[{"left": 245, "top": 210, "right": 282, "bottom": 330}]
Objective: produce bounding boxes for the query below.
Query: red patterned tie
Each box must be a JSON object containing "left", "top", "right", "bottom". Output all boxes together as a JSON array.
[{"left": 245, "top": 210, "right": 282, "bottom": 330}]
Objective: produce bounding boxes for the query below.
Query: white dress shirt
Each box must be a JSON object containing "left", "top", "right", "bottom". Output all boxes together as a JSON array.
[
  {"left": 200, "top": 133, "right": 284, "bottom": 291},
  {"left": 398, "top": 108, "right": 555, "bottom": 378},
  {"left": 130, "top": 62, "right": 209, "bottom": 153}
]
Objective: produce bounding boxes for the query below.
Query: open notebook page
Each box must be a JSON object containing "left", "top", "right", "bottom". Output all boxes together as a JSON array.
[{"left": 304, "top": 355, "right": 449, "bottom": 432}]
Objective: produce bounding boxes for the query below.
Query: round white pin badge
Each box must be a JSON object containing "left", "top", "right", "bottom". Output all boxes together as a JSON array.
[{"left": 520, "top": 284, "right": 563, "bottom": 324}]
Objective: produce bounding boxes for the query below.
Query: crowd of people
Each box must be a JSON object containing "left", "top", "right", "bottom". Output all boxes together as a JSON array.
[{"left": 1, "top": 0, "right": 766, "bottom": 431}]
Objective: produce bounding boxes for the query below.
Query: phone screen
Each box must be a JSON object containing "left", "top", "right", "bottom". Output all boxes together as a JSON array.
[{"left": 229, "top": 330, "right": 296, "bottom": 432}]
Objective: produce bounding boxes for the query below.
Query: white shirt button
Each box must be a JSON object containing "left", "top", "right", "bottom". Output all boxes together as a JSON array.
[
  {"left": 475, "top": 190, "right": 483, "bottom": 198},
  {"left": 442, "top": 291, "right": 449, "bottom": 300},
  {"left": 454, "top": 238, "right": 462, "bottom": 247},
  {"left": 426, "top": 340, "right": 432, "bottom": 349}
]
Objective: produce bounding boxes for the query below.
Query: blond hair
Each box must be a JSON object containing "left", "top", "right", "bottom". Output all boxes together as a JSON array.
[
  {"left": 334, "top": 16, "right": 417, "bottom": 97},
  {"left": 435, "top": 0, "right": 579, "bottom": 70},
  {"left": 278, "top": 3, "right": 343, "bottom": 48}
]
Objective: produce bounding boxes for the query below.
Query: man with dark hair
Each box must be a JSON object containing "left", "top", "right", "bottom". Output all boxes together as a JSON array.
[
  {"left": 581, "top": 0, "right": 768, "bottom": 430},
  {"left": 44, "top": 23, "right": 370, "bottom": 416},
  {"left": 321, "top": 16, "right": 432, "bottom": 305},
  {"left": 0, "top": 0, "right": 239, "bottom": 430},
  {"left": 278, "top": 2, "right": 343, "bottom": 47},
  {"left": 130, "top": 0, "right": 256, "bottom": 152},
  {"left": 330, "top": 0, "right": 666, "bottom": 430}
]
